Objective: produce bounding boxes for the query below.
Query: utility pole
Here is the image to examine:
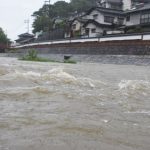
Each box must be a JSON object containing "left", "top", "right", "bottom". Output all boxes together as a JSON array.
[
  {"left": 24, "top": 19, "right": 30, "bottom": 33},
  {"left": 44, "top": 0, "right": 51, "bottom": 40}
]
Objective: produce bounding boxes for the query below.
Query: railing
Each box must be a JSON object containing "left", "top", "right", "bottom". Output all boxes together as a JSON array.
[{"left": 13, "top": 32, "right": 150, "bottom": 49}]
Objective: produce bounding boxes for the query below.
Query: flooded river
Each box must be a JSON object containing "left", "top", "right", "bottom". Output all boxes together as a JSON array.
[{"left": 0, "top": 57, "right": 150, "bottom": 150}]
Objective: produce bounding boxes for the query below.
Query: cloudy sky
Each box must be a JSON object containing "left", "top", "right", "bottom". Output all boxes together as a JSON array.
[{"left": 0, "top": 0, "right": 69, "bottom": 41}]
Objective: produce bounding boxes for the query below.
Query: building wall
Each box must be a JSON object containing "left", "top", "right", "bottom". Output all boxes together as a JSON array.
[
  {"left": 83, "top": 23, "right": 103, "bottom": 37},
  {"left": 84, "top": 10, "right": 104, "bottom": 23},
  {"left": 123, "top": 0, "right": 132, "bottom": 10},
  {"left": 14, "top": 40, "right": 150, "bottom": 55},
  {"left": 72, "top": 20, "right": 81, "bottom": 31},
  {"left": 85, "top": 10, "right": 119, "bottom": 25},
  {"left": 125, "top": 13, "right": 141, "bottom": 26}
]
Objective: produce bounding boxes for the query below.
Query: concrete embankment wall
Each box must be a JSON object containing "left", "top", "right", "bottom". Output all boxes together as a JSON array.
[{"left": 13, "top": 40, "right": 150, "bottom": 55}]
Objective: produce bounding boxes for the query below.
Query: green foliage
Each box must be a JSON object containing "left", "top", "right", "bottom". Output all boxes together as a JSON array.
[
  {"left": 32, "top": 16, "right": 53, "bottom": 33},
  {"left": 27, "top": 49, "right": 37, "bottom": 59},
  {"left": 127, "top": 26, "right": 143, "bottom": 33},
  {"left": 55, "top": 21, "right": 66, "bottom": 29},
  {"left": 20, "top": 49, "right": 77, "bottom": 64},
  {"left": 0, "top": 27, "right": 9, "bottom": 44},
  {"left": 70, "top": 0, "right": 96, "bottom": 12},
  {"left": 22, "top": 49, "right": 38, "bottom": 60}
]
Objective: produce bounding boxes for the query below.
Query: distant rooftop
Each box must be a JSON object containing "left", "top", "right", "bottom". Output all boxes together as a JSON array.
[{"left": 126, "top": 3, "right": 150, "bottom": 13}]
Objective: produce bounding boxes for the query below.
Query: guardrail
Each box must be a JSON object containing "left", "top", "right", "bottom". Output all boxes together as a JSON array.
[{"left": 13, "top": 33, "right": 150, "bottom": 49}]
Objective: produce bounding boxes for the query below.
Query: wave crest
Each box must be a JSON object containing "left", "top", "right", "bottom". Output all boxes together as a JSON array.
[{"left": 118, "top": 80, "right": 150, "bottom": 92}]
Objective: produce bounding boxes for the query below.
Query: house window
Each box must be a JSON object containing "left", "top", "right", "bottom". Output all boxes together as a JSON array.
[
  {"left": 126, "top": 15, "right": 130, "bottom": 22},
  {"left": 104, "top": 16, "right": 114, "bottom": 23},
  {"left": 85, "top": 28, "right": 89, "bottom": 35},
  {"left": 72, "top": 24, "right": 76, "bottom": 30},
  {"left": 93, "top": 14, "right": 98, "bottom": 20},
  {"left": 141, "top": 13, "right": 150, "bottom": 24},
  {"left": 91, "top": 28, "right": 96, "bottom": 33}
]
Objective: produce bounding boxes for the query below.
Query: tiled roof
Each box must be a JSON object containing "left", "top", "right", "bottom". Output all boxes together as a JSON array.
[
  {"left": 18, "top": 33, "right": 34, "bottom": 38},
  {"left": 86, "top": 7, "right": 124, "bottom": 15},
  {"left": 71, "top": 18, "right": 89, "bottom": 24},
  {"left": 83, "top": 19, "right": 113, "bottom": 28},
  {"left": 107, "top": 0, "right": 122, "bottom": 4}
]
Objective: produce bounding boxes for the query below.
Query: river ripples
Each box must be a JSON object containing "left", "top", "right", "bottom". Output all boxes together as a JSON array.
[{"left": 0, "top": 57, "right": 150, "bottom": 150}]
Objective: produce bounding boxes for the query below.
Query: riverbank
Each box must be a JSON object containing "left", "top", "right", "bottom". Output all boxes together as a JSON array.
[{"left": 1, "top": 53, "right": 150, "bottom": 66}]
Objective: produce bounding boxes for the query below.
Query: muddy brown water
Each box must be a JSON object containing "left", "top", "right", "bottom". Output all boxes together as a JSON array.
[{"left": 0, "top": 57, "right": 150, "bottom": 150}]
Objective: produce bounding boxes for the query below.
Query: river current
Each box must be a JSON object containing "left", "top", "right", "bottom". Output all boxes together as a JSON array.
[{"left": 0, "top": 57, "right": 150, "bottom": 150}]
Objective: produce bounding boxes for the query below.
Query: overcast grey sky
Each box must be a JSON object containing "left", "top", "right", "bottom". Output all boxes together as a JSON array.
[{"left": 0, "top": 0, "right": 69, "bottom": 41}]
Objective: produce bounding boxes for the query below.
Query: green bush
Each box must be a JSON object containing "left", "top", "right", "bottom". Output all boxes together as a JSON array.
[{"left": 27, "top": 49, "right": 37, "bottom": 60}]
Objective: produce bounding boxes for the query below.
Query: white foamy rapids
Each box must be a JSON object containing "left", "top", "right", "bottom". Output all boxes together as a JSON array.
[
  {"left": 43, "top": 68, "right": 77, "bottom": 84},
  {"left": 15, "top": 70, "right": 41, "bottom": 78},
  {"left": 11, "top": 68, "right": 106, "bottom": 88},
  {"left": 118, "top": 80, "right": 150, "bottom": 92}
]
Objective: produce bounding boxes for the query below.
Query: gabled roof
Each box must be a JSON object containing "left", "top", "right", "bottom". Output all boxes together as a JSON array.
[
  {"left": 132, "top": 0, "right": 149, "bottom": 3},
  {"left": 18, "top": 33, "right": 34, "bottom": 38},
  {"left": 71, "top": 18, "right": 89, "bottom": 25},
  {"left": 86, "top": 7, "right": 124, "bottom": 16},
  {"left": 106, "top": 0, "right": 122, "bottom": 4},
  {"left": 83, "top": 19, "right": 113, "bottom": 28}
]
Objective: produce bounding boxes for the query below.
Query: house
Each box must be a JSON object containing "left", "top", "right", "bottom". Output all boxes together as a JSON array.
[
  {"left": 98, "top": 0, "right": 132, "bottom": 11},
  {"left": 124, "top": 3, "right": 150, "bottom": 32},
  {"left": 82, "top": 19, "right": 115, "bottom": 37},
  {"left": 70, "top": 18, "right": 88, "bottom": 37},
  {"left": 68, "top": 6, "right": 125, "bottom": 38},
  {"left": 80, "top": 7, "right": 125, "bottom": 37},
  {"left": 15, "top": 33, "right": 35, "bottom": 45}
]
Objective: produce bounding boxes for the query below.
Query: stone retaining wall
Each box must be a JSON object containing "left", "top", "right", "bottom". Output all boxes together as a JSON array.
[{"left": 10, "top": 40, "right": 150, "bottom": 55}]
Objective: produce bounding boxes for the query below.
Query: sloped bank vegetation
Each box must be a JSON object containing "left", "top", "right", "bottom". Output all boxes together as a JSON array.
[{"left": 20, "top": 49, "right": 76, "bottom": 64}]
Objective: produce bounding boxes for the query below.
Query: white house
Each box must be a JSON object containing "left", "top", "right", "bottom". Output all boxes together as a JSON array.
[
  {"left": 82, "top": 19, "right": 114, "bottom": 37},
  {"left": 98, "top": 0, "right": 132, "bottom": 10},
  {"left": 123, "top": 3, "right": 150, "bottom": 32},
  {"left": 80, "top": 7, "right": 125, "bottom": 37},
  {"left": 69, "top": 18, "right": 88, "bottom": 37},
  {"left": 67, "top": 0, "right": 150, "bottom": 38}
]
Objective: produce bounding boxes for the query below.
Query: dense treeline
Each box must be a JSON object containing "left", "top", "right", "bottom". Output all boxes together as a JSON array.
[{"left": 32, "top": 0, "right": 97, "bottom": 33}]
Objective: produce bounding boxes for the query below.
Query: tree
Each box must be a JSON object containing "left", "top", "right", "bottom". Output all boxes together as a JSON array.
[
  {"left": 0, "top": 27, "right": 9, "bottom": 44},
  {"left": 32, "top": 1, "right": 71, "bottom": 33},
  {"left": 70, "top": 0, "right": 97, "bottom": 12},
  {"left": 32, "top": 16, "right": 53, "bottom": 33},
  {"left": 53, "top": 1, "right": 71, "bottom": 18},
  {"left": 32, "top": 5, "right": 53, "bottom": 33}
]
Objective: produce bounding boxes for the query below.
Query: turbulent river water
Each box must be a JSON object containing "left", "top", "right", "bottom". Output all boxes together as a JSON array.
[{"left": 0, "top": 57, "right": 150, "bottom": 150}]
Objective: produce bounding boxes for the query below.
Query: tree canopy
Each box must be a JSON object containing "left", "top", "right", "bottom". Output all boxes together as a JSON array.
[
  {"left": 0, "top": 27, "right": 9, "bottom": 44},
  {"left": 32, "top": 0, "right": 97, "bottom": 33}
]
